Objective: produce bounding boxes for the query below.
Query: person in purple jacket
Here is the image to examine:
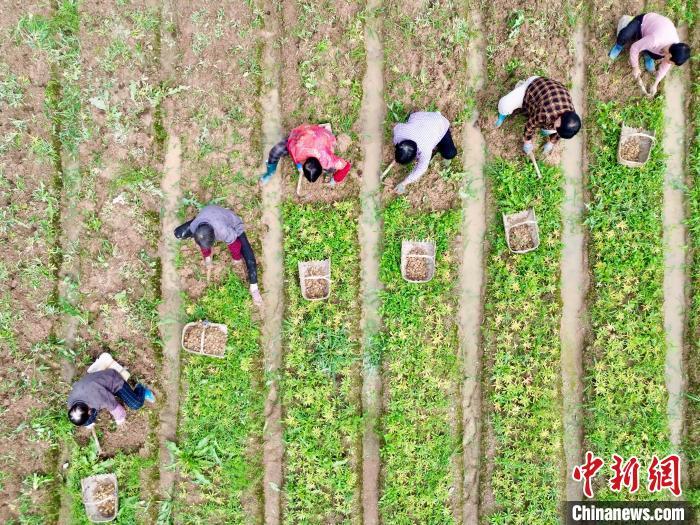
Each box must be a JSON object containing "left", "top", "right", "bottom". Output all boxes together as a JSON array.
[
  {"left": 67, "top": 369, "right": 155, "bottom": 428},
  {"left": 609, "top": 13, "right": 691, "bottom": 96}
]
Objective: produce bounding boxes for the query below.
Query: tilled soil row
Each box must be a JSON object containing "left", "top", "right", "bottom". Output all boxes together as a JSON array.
[{"left": 0, "top": 1, "right": 59, "bottom": 521}]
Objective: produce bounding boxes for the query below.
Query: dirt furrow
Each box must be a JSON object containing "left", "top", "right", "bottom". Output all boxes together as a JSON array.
[
  {"left": 157, "top": 132, "right": 183, "bottom": 500},
  {"left": 662, "top": 36, "right": 689, "bottom": 456},
  {"left": 260, "top": 2, "right": 285, "bottom": 523},
  {"left": 560, "top": 22, "right": 587, "bottom": 502},
  {"left": 459, "top": 7, "right": 487, "bottom": 523},
  {"left": 359, "top": 1, "right": 384, "bottom": 524}
]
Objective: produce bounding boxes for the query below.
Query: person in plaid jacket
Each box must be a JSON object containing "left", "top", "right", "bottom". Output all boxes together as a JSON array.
[{"left": 495, "top": 76, "right": 581, "bottom": 156}]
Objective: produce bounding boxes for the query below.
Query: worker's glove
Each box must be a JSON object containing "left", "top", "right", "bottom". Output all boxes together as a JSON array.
[
  {"left": 394, "top": 182, "right": 406, "bottom": 195},
  {"left": 644, "top": 54, "right": 656, "bottom": 73},
  {"left": 542, "top": 141, "right": 554, "bottom": 156},
  {"left": 608, "top": 43, "right": 623, "bottom": 60},
  {"left": 85, "top": 423, "right": 95, "bottom": 430},
  {"left": 250, "top": 283, "right": 263, "bottom": 307},
  {"left": 522, "top": 141, "right": 534, "bottom": 155},
  {"left": 495, "top": 113, "right": 507, "bottom": 128},
  {"left": 541, "top": 129, "right": 556, "bottom": 136},
  {"left": 648, "top": 84, "right": 658, "bottom": 97}
]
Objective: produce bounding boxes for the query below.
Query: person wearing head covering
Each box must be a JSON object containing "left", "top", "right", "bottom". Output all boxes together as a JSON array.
[
  {"left": 609, "top": 13, "right": 691, "bottom": 97},
  {"left": 391, "top": 111, "right": 457, "bottom": 194},
  {"left": 67, "top": 369, "right": 155, "bottom": 427},
  {"left": 174, "top": 205, "right": 262, "bottom": 307},
  {"left": 495, "top": 76, "right": 581, "bottom": 156},
  {"left": 261, "top": 124, "right": 351, "bottom": 185}
]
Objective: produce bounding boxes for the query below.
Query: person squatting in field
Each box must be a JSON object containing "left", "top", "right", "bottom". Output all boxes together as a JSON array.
[
  {"left": 609, "top": 12, "right": 691, "bottom": 97},
  {"left": 495, "top": 76, "right": 581, "bottom": 156},
  {"left": 261, "top": 123, "right": 352, "bottom": 185},
  {"left": 174, "top": 205, "right": 262, "bottom": 307},
  {"left": 67, "top": 369, "right": 155, "bottom": 428},
  {"left": 392, "top": 111, "right": 457, "bottom": 194}
]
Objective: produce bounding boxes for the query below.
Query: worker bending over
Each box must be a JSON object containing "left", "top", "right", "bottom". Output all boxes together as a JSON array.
[
  {"left": 496, "top": 76, "right": 581, "bottom": 156},
  {"left": 262, "top": 124, "right": 351, "bottom": 185},
  {"left": 609, "top": 13, "right": 691, "bottom": 97},
  {"left": 67, "top": 369, "right": 155, "bottom": 428},
  {"left": 174, "top": 205, "right": 262, "bottom": 306},
  {"left": 392, "top": 111, "right": 457, "bottom": 194}
]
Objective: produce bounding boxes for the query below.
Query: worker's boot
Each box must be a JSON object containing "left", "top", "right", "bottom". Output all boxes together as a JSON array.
[
  {"left": 608, "top": 43, "right": 624, "bottom": 60},
  {"left": 495, "top": 113, "right": 508, "bottom": 128},
  {"left": 644, "top": 54, "right": 656, "bottom": 73}
]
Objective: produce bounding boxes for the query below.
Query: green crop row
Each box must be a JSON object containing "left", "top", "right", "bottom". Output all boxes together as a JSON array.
[
  {"left": 172, "top": 274, "right": 264, "bottom": 523},
  {"left": 685, "top": 26, "right": 700, "bottom": 508},
  {"left": 584, "top": 98, "right": 669, "bottom": 499},
  {"left": 482, "top": 159, "right": 563, "bottom": 524},
  {"left": 378, "top": 199, "right": 461, "bottom": 523},
  {"left": 281, "top": 200, "right": 362, "bottom": 522}
]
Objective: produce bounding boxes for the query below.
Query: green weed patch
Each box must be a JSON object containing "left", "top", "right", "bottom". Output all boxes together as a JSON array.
[
  {"left": 174, "top": 274, "right": 263, "bottom": 522},
  {"left": 482, "top": 159, "right": 563, "bottom": 524},
  {"left": 281, "top": 200, "right": 362, "bottom": 521},
  {"left": 378, "top": 198, "right": 460, "bottom": 523},
  {"left": 585, "top": 98, "right": 669, "bottom": 499}
]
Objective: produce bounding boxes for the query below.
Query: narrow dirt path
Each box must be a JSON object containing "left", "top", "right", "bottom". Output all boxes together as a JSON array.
[
  {"left": 157, "top": 130, "right": 183, "bottom": 500},
  {"left": 459, "top": 8, "right": 487, "bottom": 523},
  {"left": 560, "top": 23, "right": 587, "bottom": 502},
  {"left": 359, "top": 2, "right": 384, "bottom": 523},
  {"left": 260, "top": 3, "right": 284, "bottom": 524},
  {"left": 662, "top": 48, "right": 689, "bottom": 455}
]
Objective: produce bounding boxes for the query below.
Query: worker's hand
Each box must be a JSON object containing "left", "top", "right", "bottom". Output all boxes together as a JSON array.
[
  {"left": 86, "top": 423, "right": 95, "bottom": 430},
  {"left": 250, "top": 284, "right": 263, "bottom": 307},
  {"left": 394, "top": 182, "right": 406, "bottom": 195},
  {"left": 632, "top": 69, "right": 642, "bottom": 80},
  {"left": 542, "top": 141, "right": 554, "bottom": 156},
  {"left": 204, "top": 256, "right": 213, "bottom": 283},
  {"left": 522, "top": 141, "right": 534, "bottom": 155},
  {"left": 648, "top": 84, "right": 658, "bottom": 97}
]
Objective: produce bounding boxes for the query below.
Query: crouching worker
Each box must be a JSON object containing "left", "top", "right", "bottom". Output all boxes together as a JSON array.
[
  {"left": 261, "top": 124, "right": 351, "bottom": 185},
  {"left": 174, "top": 205, "right": 262, "bottom": 307},
  {"left": 67, "top": 369, "right": 154, "bottom": 428},
  {"left": 392, "top": 111, "right": 457, "bottom": 194},
  {"left": 496, "top": 76, "right": 581, "bottom": 156},
  {"left": 609, "top": 13, "right": 691, "bottom": 97}
]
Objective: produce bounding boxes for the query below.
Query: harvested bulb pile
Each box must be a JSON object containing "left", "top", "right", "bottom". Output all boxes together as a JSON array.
[
  {"left": 508, "top": 224, "right": 535, "bottom": 251},
  {"left": 92, "top": 481, "right": 116, "bottom": 518},
  {"left": 405, "top": 247, "right": 430, "bottom": 281},
  {"left": 184, "top": 324, "right": 227, "bottom": 356},
  {"left": 304, "top": 264, "right": 329, "bottom": 299},
  {"left": 620, "top": 138, "right": 642, "bottom": 162}
]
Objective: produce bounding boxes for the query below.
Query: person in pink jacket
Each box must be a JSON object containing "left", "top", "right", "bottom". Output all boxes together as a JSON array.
[{"left": 609, "top": 13, "right": 691, "bottom": 96}]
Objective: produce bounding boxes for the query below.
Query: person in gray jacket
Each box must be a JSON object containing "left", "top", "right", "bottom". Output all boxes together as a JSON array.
[
  {"left": 67, "top": 369, "right": 155, "bottom": 427},
  {"left": 174, "top": 205, "right": 262, "bottom": 306}
]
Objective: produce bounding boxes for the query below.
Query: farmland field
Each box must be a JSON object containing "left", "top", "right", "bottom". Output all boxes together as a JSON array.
[{"left": 0, "top": 0, "right": 698, "bottom": 524}]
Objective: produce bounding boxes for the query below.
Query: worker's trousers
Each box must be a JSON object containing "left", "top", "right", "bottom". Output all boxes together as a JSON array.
[
  {"left": 616, "top": 14, "right": 663, "bottom": 60},
  {"left": 116, "top": 383, "right": 147, "bottom": 410},
  {"left": 497, "top": 76, "right": 540, "bottom": 117}
]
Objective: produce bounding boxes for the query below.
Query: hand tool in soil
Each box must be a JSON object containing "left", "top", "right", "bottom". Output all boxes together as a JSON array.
[
  {"left": 295, "top": 165, "right": 305, "bottom": 197},
  {"left": 528, "top": 151, "right": 542, "bottom": 179},
  {"left": 91, "top": 427, "right": 102, "bottom": 456},
  {"left": 381, "top": 161, "right": 396, "bottom": 180}
]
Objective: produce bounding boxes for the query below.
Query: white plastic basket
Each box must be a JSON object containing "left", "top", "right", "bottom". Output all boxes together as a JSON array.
[
  {"left": 503, "top": 209, "right": 540, "bottom": 254},
  {"left": 181, "top": 320, "right": 228, "bottom": 358},
  {"left": 401, "top": 240, "right": 436, "bottom": 283},
  {"left": 617, "top": 124, "right": 656, "bottom": 168},
  {"left": 81, "top": 473, "right": 118, "bottom": 523},
  {"left": 298, "top": 259, "right": 331, "bottom": 301}
]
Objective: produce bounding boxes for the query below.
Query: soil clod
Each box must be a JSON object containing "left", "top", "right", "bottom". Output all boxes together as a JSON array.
[
  {"left": 508, "top": 224, "right": 535, "bottom": 252},
  {"left": 405, "top": 247, "right": 430, "bottom": 281}
]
